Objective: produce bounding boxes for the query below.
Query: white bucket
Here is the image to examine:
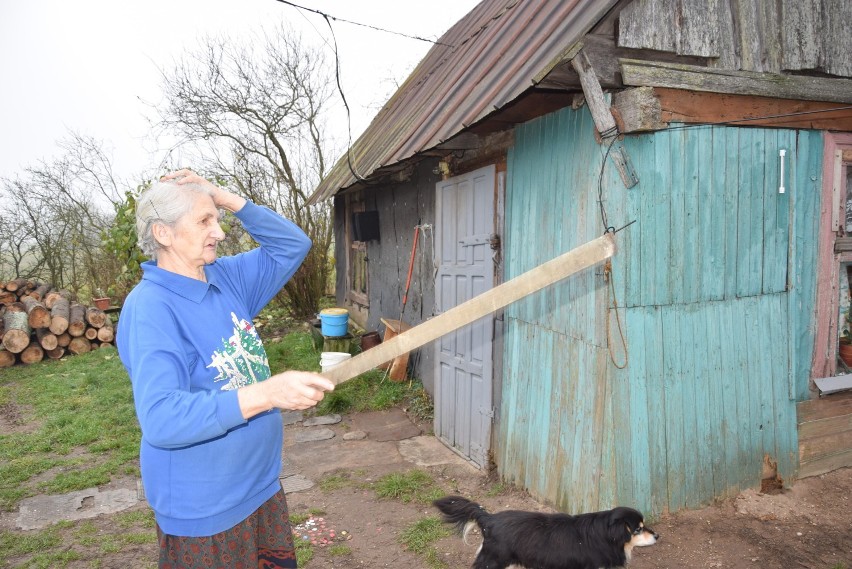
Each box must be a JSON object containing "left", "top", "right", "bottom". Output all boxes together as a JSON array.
[{"left": 321, "top": 351, "right": 351, "bottom": 372}]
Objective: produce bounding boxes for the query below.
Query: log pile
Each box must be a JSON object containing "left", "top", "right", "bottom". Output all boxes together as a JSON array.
[{"left": 0, "top": 279, "right": 116, "bottom": 368}]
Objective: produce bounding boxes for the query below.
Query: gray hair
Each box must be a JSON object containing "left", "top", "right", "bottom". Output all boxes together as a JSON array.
[{"left": 136, "top": 180, "right": 214, "bottom": 261}]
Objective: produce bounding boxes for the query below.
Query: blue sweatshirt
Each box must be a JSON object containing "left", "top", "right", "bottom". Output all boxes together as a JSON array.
[{"left": 116, "top": 201, "right": 311, "bottom": 537}]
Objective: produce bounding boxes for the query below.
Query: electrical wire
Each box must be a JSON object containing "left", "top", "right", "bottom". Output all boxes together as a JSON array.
[
  {"left": 273, "top": 0, "right": 455, "bottom": 47},
  {"left": 597, "top": 134, "right": 619, "bottom": 234}
]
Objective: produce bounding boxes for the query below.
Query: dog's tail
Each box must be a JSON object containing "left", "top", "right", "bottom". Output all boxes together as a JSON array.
[{"left": 433, "top": 495, "right": 490, "bottom": 545}]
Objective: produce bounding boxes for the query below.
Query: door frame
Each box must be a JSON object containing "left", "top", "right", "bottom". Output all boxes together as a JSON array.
[{"left": 812, "top": 132, "right": 852, "bottom": 382}]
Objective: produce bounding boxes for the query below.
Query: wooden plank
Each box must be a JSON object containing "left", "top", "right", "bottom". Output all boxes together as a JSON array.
[
  {"left": 571, "top": 49, "right": 618, "bottom": 137},
  {"left": 707, "top": 127, "right": 726, "bottom": 300},
  {"left": 653, "top": 130, "right": 671, "bottom": 305},
  {"left": 707, "top": 301, "right": 728, "bottom": 497},
  {"left": 798, "top": 414, "right": 852, "bottom": 442},
  {"left": 620, "top": 59, "right": 852, "bottom": 104},
  {"left": 771, "top": 294, "right": 796, "bottom": 479},
  {"left": 657, "top": 88, "right": 852, "bottom": 132},
  {"left": 719, "top": 302, "right": 742, "bottom": 495},
  {"left": 821, "top": 0, "right": 852, "bottom": 77},
  {"left": 797, "top": 391, "right": 852, "bottom": 423},
  {"left": 781, "top": 0, "right": 822, "bottom": 72},
  {"left": 735, "top": 129, "right": 753, "bottom": 297},
  {"left": 668, "top": 129, "right": 686, "bottom": 304},
  {"left": 682, "top": 128, "right": 700, "bottom": 303},
  {"left": 722, "top": 129, "right": 739, "bottom": 299},
  {"left": 678, "top": 0, "right": 720, "bottom": 57},
  {"left": 617, "top": 0, "right": 677, "bottom": 53},
  {"left": 662, "top": 307, "right": 685, "bottom": 511},
  {"left": 630, "top": 310, "right": 652, "bottom": 513},
  {"left": 799, "top": 448, "right": 852, "bottom": 479},
  {"left": 799, "top": 430, "right": 852, "bottom": 462},
  {"left": 322, "top": 234, "right": 616, "bottom": 385}
]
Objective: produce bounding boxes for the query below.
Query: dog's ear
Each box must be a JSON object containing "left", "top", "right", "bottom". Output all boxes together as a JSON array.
[{"left": 607, "top": 507, "right": 638, "bottom": 544}]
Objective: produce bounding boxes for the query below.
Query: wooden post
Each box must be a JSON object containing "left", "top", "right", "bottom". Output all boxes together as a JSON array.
[
  {"left": 571, "top": 49, "right": 617, "bottom": 138},
  {"left": 322, "top": 234, "right": 616, "bottom": 385}
]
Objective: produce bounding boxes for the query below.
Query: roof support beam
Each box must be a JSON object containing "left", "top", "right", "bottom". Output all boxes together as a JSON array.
[
  {"left": 571, "top": 48, "right": 618, "bottom": 138},
  {"left": 612, "top": 86, "right": 852, "bottom": 133},
  {"left": 620, "top": 59, "right": 852, "bottom": 104}
]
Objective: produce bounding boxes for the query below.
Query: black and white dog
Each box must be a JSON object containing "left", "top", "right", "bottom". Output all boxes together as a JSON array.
[{"left": 433, "top": 495, "right": 659, "bottom": 569}]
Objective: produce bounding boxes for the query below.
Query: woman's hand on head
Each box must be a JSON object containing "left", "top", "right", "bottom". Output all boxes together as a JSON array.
[{"left": 161, "top": 169, "right": 247, "bottom": 213}]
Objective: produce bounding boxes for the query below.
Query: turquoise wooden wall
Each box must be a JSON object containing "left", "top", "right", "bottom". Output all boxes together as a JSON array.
[{"left": 499, "top": 105, "right": 823, "bottom": 516}]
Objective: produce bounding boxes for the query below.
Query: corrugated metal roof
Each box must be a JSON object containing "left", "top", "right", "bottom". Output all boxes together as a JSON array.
[{"left": 307, "top": 0, "right": 618, "bottom": 205}]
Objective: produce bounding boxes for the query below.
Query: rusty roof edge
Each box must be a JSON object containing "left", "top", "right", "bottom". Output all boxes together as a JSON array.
[{"left": 307, "top": 0, "right": 617, "bottom": 205}]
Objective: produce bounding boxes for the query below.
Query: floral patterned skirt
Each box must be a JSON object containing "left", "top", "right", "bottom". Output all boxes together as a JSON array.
[{"left": 157, "top": 489, "right": 297, "bottom": 568}]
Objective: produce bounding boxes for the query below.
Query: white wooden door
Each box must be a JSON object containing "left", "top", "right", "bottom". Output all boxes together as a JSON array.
[{"left": 434, "top": 165, "right": 496, "bottom": 467}]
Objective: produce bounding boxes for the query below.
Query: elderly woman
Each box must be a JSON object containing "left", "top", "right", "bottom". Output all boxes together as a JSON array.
[{"left": 116, "top": 169, "right": 334, "bottom": 568}]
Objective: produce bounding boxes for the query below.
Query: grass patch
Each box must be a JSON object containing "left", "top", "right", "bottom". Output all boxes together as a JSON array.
[
  {"left": 0, "top": 347, "right": 140, "bottom": 512},
  {"left": 327, "top": 544, "right": 352, "bottom": 556},
  {"left": 318, "top": 472, "right": 353, "bottom": 492},
  {"left": 265, "top": 331, "right": 322, "bottom": 374},
  {"left": 295, "top": 535, "right": 314, "bottom": 566},
  {"left": 399, "top": 516, "right": 450, "bottom": 569},
  {"left": 374, "top": 469, "right": 444, "bottom": 504},
  {"left": 0, "top": 511, "right": 157, "bottom": 567}
]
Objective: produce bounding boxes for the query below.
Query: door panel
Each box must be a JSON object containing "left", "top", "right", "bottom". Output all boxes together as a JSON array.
[{"left": 435, "top": 165, "right": 496, "bottom": 467}]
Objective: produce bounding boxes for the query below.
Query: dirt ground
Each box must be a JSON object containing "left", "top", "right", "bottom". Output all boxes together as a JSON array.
[
  {"left": 3, "top": 407, "right": 851, "bottom": 569},
  {"left": 282, "top": 410, "right": 852, "bottom": 569}
]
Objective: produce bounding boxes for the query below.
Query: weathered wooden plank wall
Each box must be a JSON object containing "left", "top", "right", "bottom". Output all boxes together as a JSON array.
[
  {"left": 499, "top": 104, "right": 822, "bottom": 515},
  {"left": 618, "top": 0, "right": 852, "bottom": 77},
  {"left": 335, "top": 161, "right": 441, "bottom": 391}
]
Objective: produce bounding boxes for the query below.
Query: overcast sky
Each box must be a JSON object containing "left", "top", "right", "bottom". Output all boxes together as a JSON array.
[{"left": 0, "top": 0, "right": 480, "bottom": 182}]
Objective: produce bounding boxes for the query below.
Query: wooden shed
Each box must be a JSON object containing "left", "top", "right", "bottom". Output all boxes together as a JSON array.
[{"left": 307, "top": 0, "right": 852, "bottom": 516}]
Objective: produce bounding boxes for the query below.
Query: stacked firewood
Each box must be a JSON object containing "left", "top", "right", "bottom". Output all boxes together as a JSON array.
[{"left": 0, "top": 278, "right": 116, "bottom": 368}]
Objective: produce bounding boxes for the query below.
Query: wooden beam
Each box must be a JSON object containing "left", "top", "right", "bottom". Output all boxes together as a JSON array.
[
  {"left": 612, "top": 86, "right": 852, "bottom": 133},
  {"left": 572, "top": 49, "right": 618, "bottom": 137},
  {"left": 322, "top": 234, "right": 616, "bottom": 385},
  {"left": 611, "top": 87, "right": 665, "bottom": 132},
  {"left": 620, "top": 58, "right": 852, "bottom": 104}
]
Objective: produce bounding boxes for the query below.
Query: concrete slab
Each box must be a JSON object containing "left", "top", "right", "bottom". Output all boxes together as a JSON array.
[
  {"left": 303, "top": 414, "right": 342, "bottom": 427},
  {"left": 280, "top": 474, "right": 314, "bottom": 493},
  {"left": 398, "top": 436, "right": 478, "bottom": 469},
  {"left": 349, "top": 409, "right": 422, "bottom": 442},
  {"left": 294, "top": 428, "right": 335, "bottom": 443},
  {"left": 17, "top": 487, "right": 140, "bottom": 530},
  {"left": 281, "top": 410, "right": 303, "bottom": 425}
]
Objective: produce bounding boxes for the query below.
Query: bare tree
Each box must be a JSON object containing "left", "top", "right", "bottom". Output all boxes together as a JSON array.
[
  {"left": 0, "top": 133, "right": 123, "bottom": 296},
  {"left": 155, "top": 24, "right": 335, "bottom": 317},
  {"left": 0, "top": 211, "right": 37, "bottom": 280}
]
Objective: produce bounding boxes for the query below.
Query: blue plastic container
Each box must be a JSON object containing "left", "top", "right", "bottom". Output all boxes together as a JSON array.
[{"left": 320, "top": 308, "right": 349, "bottom": 337}]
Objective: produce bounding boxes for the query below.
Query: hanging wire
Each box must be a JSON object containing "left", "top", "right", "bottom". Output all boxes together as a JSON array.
[
  {"left": 604, "top": 260, "right": 628, "bottom": 369},
  {"left": 597, "top": 134, "right": 619, "bottom": 234},
  {"left": 316, "top": 13, "right": 369, "bottom": 183}
]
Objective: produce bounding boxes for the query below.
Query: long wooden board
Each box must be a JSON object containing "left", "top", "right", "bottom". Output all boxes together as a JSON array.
[{"left": 323, "top": 234, "right": 616, "bottom": 385}]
